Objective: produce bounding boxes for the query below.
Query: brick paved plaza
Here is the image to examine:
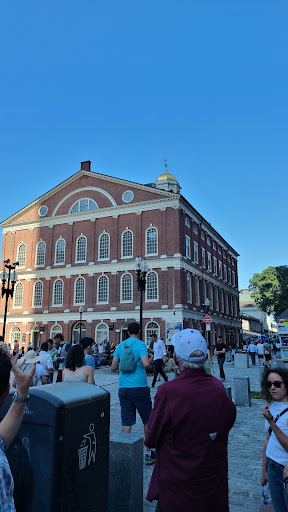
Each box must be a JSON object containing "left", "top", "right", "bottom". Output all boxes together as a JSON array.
[{"left": 94, "top": 356, "right": 271, "bottom": 512}]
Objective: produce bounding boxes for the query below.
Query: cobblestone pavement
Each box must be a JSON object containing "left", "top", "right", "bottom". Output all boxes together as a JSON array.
[{"left": 94, "top": 357, "right": 280, "bottom": 511}]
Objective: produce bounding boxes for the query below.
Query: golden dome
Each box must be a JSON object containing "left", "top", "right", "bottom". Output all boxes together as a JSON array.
[{"left": 157, "top": 170, "right": 177, "bottom": 182}]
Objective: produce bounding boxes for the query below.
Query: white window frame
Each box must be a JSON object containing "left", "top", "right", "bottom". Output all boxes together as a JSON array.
[
  {"left": 10, "top": 325, "right": 21, "bottom": 345},
  {"left": 223, "top": 264, "right": 227, "bottom": 281},
  {"left": 193, "top": 224, "right": 198, "bottom": 234},
  {"left": 195, "top": 277, "right": 200, "bottom": 305},
  {"left": 76, "top": 235, "right": 87, "bottom": 263},
  {"left": 193, "top": 242, "right": 198, "bottom": 264},
  {"left": 145, "top": 227, "right": 158, "bottom": 256},
  {"left": 35, "top": 241, "right": 46, "bottom": 267},
  {"left": 74, "top": 277, "right": 85, "bottom": 306},
  {"left": 70, "top": 198, "right": 98, "bottom": 214},
  {"left": 13, "top": 282, "right": 24, "bottom": 308},
  {"left": 232, "top": 271, "right": 236, "bottom": 287},
  {"left": 121, "top": 229, "right": 133, "bottom": 259},
  {"left": 228, "top": 268, "right": 232, "bottom": 284},
  {"left": 215, "top": 287, "right": 219, "bottom": 311},
  {"left": 50, "top": 324, "right": 62, "bottom": 339},
  {"left": 53, "top": 279, "right": 64, "bottom": 307},
  {"left": 218, "top": 261, "right": 223, "bottom": 279},
  {"left": 145, "top": 321, "right": 160, "bottom": 345},
  {"left": 32, "top": 280, "right": 43, "bottom": 308},
  {"left": 209, "top": 284, "right": 214, "bottom": 309},
  {"left": 220, "top": 289, "right": 224, "bottom": 312},
  {"left": 213, "top": 257, "right": 218, "bottom": 275},
  {"left": 17, "top": 243, "right": 27, "bottom": 268},
  {"left": 145, "top": 271, "right": 158, "bottom": 302},
  {"left": 54, "top": 238, "right": 66, "bottom": 265},
  {"left": 120, "top": 273, "right": 133, "bottom": 303},
  {"left": 185, "top": 235, "right": 191, "bottom": 259},
  {"left": 95, "top": 323, "right": 109, "bottom": 344},
  {"left": 97, "top": 275, "right": 109, "bottom": 304},
  {"left": 213, "top": 241, "right": 216, "bottom": 250},
  {"left": 98, "top": 232, "right": 110, "bottom": 261},
  {"left": 207, "top": 252, "right": 212, "bottom": 271},
  {"left": 201, "top": 231, "right": 205, "bottom": 241},
  {"left": 185, "top": 218, "right": 190, "bottom": 228},
  {"left": 201, "top": 247, "right": 205, "bottom": 268},
  {"left": 187, "top": 273, "right": 192, "bottom": 303},
  {"left": 207, "top": 236, "right": 211, "bottom": 246}
]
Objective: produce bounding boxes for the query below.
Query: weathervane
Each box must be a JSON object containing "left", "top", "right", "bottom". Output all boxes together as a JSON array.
[{"left": 163, "top": 158, "right": 168, "bottom": 171}]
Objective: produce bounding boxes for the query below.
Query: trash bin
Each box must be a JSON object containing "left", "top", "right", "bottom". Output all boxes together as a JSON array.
[{"left": 0, "top": 382, "right": 110, "bottom": 512}]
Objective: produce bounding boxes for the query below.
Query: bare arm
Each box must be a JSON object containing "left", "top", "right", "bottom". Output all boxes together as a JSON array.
[
  {"left": 141, "top": 354, "right": 153, "bottom": 369},
  {"left": 111, "top": 356, "right": 119, "bottom": 372},
  {"left": 0, "top": 358, "right": 36, "bottom": 450},
  {"left": 262, "top": 432, "right": 270, "bottom": 486},
  {"left": 41, "top": 374, "right": 47, "bottom": 385},
  {"left": 87, "top": 367, "right": 95, "bottom": 385}
]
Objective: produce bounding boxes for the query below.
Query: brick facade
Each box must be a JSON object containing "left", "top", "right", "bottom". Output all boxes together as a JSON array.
[{"left": 0, "top": 163, "right": 241, "bottom": 349}]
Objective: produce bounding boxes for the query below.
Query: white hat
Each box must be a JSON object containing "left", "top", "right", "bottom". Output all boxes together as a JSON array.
[
  {"left": 24, "top": 350, "right": 40, "bottom": 364},
  {"left": 172, "top": 329, "right": 207, "bottom": 362}
]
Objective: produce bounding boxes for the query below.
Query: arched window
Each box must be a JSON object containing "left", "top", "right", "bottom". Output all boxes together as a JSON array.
[
  {"left": 17, "top": 243, "right": 27, "bottom": 267},
  {"left": 74, "top": 277, "right": 85, "bottom": 305},
  {"left": 145, "top": 321, "right": 160, "bottom": 345},
  {"left": 146, "top": 271, "right": 158, "bottom": 301},
  {"left": 14, "top": 282, "right": 23, "bottom": 308},
  {"left": 121, "top": 273, "right": 133, "bottom": 302},
  {"left": 53, "top": 279, "right": 63, "bottom": 306},
  {"left": 146, "top": 227, "right": 158, "bottom": 256},
  {"left": 95, "top": 323, "right": 109, "bottom": 345},
  {"left": 121, "top": 230, "right": 133, "bottom": 258},
  {"left": 55, "top": 238, "right": 65, "bottom": 264},
  {"left": 97, "top": 275, "right": 109, "bottom": 303},
  {"left": 10, "top": 325, "right": 21, "bottom": 346},
  {"left": 35, "top": 241, "right": 46, "bottom": 266},
  {"left": 98, "top": 233, "right": 110, "bottom": 260},
  {"left": 187, "top": 273, "right": 192, "bottom": 303},
  {"left": 33, "top": 281, "right": 43, "bottom": 307},
  {"left": 50, "top": 324, "right": 62, "bottom": 339},
  {"left": 70, "top": 198, "right": 98, "bottom": 214},
  {"left": 76, "top": 235, "right": 87, "bottom": 262}
]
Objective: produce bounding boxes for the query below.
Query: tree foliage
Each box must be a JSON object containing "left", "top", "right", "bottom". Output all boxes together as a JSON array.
[{"left": 249, "top": 265, "right": 288, "bottom": 318}]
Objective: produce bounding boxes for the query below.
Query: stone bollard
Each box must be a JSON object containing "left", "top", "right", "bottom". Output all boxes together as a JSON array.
[
  {"left": 234, "top": 377, "right": 251, "bottom": 407},
  {"left": 109, "top": 433, "right": 144, "bottom": 512},
  {"left": 272, "top": 360, "right": 285, "bottom": 368},
  {"left": 224, "top": 385, "right": 232, "bottom": 400},
  {"left": 234, "top": 352, "right": 249, "bottom": 369}
]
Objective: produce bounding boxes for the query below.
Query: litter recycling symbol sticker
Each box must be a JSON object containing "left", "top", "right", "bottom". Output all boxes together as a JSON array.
[{"left": 78, "top": 423, "right": 97, "bottom": 470}]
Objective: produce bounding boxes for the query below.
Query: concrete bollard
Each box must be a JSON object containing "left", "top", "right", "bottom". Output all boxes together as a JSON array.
[
  {"left": 224, "top": 385, "right": 232, "bottom": 400},
  {"left": 234, "top": 352, "right": 249, "bottom": 369},
  {"left": 109, "top": 433, "right": 144, "bottom": 512},
  {"left": 234, "top": 377, "right": 251, "bottom": 407},
  {"left": 272, "top": 360, "right": 286, "bottom": 368}
]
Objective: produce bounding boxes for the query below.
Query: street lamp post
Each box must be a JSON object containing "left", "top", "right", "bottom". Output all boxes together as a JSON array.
[
  {"left": 1, "top": 259, "right": 19, "bottom": 342},
  {"left": 202, "top": 297, "right": 211, "bottom": 349},
  {"left": 134, "top": 257, "right": 149, "bottom": 341},
  {"left": 79, "top": 306, "right": 83, "bottom": 340}
]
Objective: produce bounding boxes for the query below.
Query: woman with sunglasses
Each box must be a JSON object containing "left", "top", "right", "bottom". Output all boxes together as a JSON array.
[{"left": 261, "top": 368, "right": 288, "bottom": 511}]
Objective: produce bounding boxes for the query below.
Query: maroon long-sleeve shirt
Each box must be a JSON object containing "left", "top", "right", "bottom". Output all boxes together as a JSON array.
[{"left": 145, "top": 368, "right": 236, "bottom": 512}]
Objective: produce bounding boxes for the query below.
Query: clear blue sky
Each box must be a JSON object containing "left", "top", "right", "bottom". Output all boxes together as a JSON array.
[{"left": 0, "top": 1, "right": 287, "bottom": 289}]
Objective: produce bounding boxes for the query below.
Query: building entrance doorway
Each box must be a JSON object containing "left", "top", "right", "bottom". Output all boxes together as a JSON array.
[
  {"left": 72, "top": 322, "right": 86, "bottom": 344},
  {"left": 121, "top": 323, "right": 129, "bottom": 342},
  {"left": 31, "top": 326, "right": 40, "bottom": 349}
]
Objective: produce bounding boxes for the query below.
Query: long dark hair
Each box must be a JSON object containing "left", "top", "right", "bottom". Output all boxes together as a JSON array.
[
  {"left": 261, "top": 367, "right": 288, "bottom": 403},
  {"left": 65, "top": 345, "right": 85, "bottom": 371}
]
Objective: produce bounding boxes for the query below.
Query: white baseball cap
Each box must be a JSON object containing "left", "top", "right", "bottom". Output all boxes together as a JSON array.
[{"left": 172, "top": 329, "right": 207, "bottom": 362}]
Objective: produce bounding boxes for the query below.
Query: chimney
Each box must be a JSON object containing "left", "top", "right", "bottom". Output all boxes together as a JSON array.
[{"left": 81, "top": 161, "right": 91, "bottom": 171}]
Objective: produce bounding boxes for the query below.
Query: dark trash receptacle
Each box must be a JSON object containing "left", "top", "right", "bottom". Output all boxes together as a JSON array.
[{"left": 0, "top": 382, "right": 110, "bottom": 512}]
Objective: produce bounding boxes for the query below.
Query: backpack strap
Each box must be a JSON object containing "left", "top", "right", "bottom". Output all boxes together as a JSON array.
[{"left": 268, "top": 407, "right": 288, "bottom": 435}]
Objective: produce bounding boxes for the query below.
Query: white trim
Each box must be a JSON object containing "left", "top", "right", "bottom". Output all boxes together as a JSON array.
[
  {"left": 75, "top": 235, "right": 87, "bottom": 263},
  {"left": 32, "top": 280, "right": 43, "bottom": 308},
  {"left": 145, "top": 226, "right": 158, "bottom": 256},
  {"left": 74, "top": 276, "right": 86, "bottom": 306},
  {"left": 120, "top": 272, "right": 133, "bottom": 303},
  {"left": 54, "top": 238, "right": 66, "bottom": 265},
  {"left": 52, "top": 278, "right": 64, "bottom": 307},
  {"left": 98, "top": 232, "right": 110, "bottom": 261},
  {"left": 35, "top": 240, "right": 46, "bottom": 267},
  {"left": 97, "top": 274, "right": 109, "bottom": 304},
  {"left": 52, "top": 187, "right": 117, "bottom": 216},
  {"left": 121, "top": 229, "right": 133, "bottom": 259},
  {"left": 145, "top": 271, "right": 159, "bottom": 302}
]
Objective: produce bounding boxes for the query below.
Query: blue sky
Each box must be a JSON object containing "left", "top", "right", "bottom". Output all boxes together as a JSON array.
[{"left": 0, "top": 1, "right": 287, "bottom": 289}]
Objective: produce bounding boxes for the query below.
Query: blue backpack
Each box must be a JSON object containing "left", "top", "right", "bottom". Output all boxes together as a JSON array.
[{"left": 119, "top": 340, "right": 138, "bottom": 373}]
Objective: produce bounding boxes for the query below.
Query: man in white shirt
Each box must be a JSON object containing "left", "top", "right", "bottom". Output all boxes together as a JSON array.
[
  {"left": 256, "top": 340, "right": 264, "bottom": 366},
  {"left": 39, "top": 342, "right": 54, "bottom": 383},
  {"left": 151, "top": 334, "right": 168, "bottom": 388}
]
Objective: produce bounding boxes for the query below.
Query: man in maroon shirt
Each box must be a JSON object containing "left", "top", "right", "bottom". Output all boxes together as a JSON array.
[{"left": 145, "top": 329, "right": 236, "bottom": 512}]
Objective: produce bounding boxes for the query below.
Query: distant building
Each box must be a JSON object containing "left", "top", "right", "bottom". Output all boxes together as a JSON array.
[
  {"left": 239, "top": 289, "right": 277, "bottom": 338},
  {"left": 0, "top": 161, "right": 241, "bottom": 349}
]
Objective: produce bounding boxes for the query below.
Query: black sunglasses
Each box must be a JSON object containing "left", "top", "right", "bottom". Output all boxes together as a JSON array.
[{"left": 267, "top": 381, "right": 284, "bottom": 388}]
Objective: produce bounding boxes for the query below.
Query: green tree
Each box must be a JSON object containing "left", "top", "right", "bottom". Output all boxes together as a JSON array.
[{"left": 249, "top": 265, "right": 288, "bottom": 318}]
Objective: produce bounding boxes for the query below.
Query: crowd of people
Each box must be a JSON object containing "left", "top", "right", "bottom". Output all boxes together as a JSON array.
[{"left": 1, "top": 329, "right": 288, "bottom": 511}]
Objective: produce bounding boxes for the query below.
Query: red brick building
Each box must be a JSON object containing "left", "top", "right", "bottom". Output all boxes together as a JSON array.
[{"left": 0, "top": 161, "right": 241, "bottom": 349}]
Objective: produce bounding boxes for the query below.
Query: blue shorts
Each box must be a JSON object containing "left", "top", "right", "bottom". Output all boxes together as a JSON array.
[{"left": 118, "top": 387, "right": 152, "bottom": 426}]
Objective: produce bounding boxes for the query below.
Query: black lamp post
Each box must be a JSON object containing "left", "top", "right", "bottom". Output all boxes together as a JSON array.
[
  {"left": 79, "top": 306, "right": 83, "bottom": 340},
  {"left": 1, "top": 259, "right": 19, "bottom": 342},
  {"left": 202, "top": 297, "right": 211, "bottom": 349},
  {"left": 134, "top": 257, "right": 149, "bottom": 341}
]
